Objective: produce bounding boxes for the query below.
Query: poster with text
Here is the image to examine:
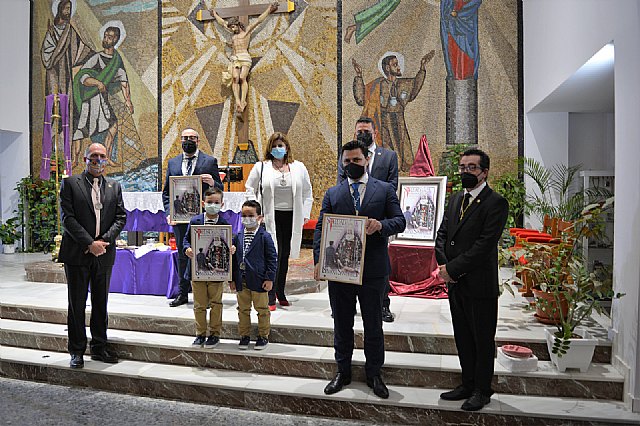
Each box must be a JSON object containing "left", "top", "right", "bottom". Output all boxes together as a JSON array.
[
  {"left": 395, "top": 176, "right": 447, "bottom": 246},
  {"left": 169, "top": 175, "right": 202, "bottom": 223}
]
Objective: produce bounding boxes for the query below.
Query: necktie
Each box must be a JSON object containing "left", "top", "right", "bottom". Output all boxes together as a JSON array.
[
  {"left": 186, "top": 156, "right": 194, "bottom": 176},
  {"left": 460, "top": 193, "right": 472, "bottom": 220},
  {"left": 351, "top": 182, "right": 362, "bottom": 213},
  {"left": 92, "top": 178, "right": 101, "bottom": 237}
]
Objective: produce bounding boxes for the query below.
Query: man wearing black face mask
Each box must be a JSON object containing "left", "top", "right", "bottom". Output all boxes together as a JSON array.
[
  {"left": 163, "top": 128, "right": 224, "bottom": 307},
  {"left": 314, "top": 139, "right": 406, "bottom": 399},
  {"left": 434, "top": 148, "right": 509, "bottom": 412},
  {"left": 337, "top": 117, "right": 399, "bottom": 322}
]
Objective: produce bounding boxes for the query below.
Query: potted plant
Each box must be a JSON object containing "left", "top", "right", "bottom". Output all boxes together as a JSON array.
[
  {"left": 523, "top": 158, "right": 611, "bottom": 222},
  {"left": 0, "top": 217, "right": 23, "bottom": 254},
  {"left": 513, "top": 197, "right": 623, "bottom": 370}
]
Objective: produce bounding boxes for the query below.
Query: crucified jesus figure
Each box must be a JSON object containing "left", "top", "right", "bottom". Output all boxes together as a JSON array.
[{"left": 211, "top": 2, "right": 279, "bottom": 114}]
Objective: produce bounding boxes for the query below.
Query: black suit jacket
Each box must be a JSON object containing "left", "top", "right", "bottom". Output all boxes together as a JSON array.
[
  {"left": 162, "top": 151, "right": 224, "bottom": 215},
  {"left": 338, "top": 146, "right": 399, "bottom": 191},
  {"left": 435, "top": 185, "right": 509, "bottom": 299},
  {"left": 58, "top": 173, "right": 127, "bottom": 266}
]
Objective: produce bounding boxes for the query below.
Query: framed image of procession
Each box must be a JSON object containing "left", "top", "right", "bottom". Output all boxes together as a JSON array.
[
  {"left": 169, "top": 175, "right": 202, "bottom": 223},
  {"left": 190, "top": 225, "right": 233, "bottom": 282},
  {"left": 318, "top": 214, "right": 367, "bottom": 285},
  {"left": 393, "top": 176, "right": 448, "bottom": 247}
]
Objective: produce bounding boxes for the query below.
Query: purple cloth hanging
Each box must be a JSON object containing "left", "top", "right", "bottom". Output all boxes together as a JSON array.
[
  {"left": 59, "top": 94, "right": 72, "bottom": 175},
  {"left": 40, "top": 95, "right": 55, "bottom": 180}
]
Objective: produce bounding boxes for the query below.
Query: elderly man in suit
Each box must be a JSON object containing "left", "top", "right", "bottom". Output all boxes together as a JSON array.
[
  {"left": 59, "top": 143, "right": 127, "bottom": 369},
  {"left": 435, "top": 148, "right": 509, "bottom": 412},
  {"left": 163, "top": 128, "right": 224, "bottom": 307},
  {"left": 316, "top": 139, "right": 406, "bottom": 399},
  {"left": 338, "top": 117, "right": 399, "bottom": 323}
]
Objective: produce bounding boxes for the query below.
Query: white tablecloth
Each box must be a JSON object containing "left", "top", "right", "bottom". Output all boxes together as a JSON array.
[{"left": 122, "top": 191, "right": 245, "bottom": 214}]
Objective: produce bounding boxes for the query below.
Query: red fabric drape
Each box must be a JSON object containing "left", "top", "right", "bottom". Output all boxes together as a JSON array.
[{"left": 388, "top": 244, "right": 447, "bottom": 299}]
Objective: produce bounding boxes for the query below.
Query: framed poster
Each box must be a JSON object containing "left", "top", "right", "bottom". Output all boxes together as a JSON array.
[
  {"left": 169, "top": 175, "right": 202, "bottom": 223},
  {"left": 394, "top": 176, "right": 447, "bottom": 246},
  {"left": 191, "top": 225, "right": 233, "bottom": 282},
  {"left": 318, "top": 214, "right": 367, "bottom": 285}
]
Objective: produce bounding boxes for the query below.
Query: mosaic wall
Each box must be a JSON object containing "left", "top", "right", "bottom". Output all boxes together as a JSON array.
[
  {"left": 31, "top": 0, "right": 160, "bottom": 191},
  {"left": 31, "top": 0, "right": 519, "bottom": 215},
  {"left": 341, "top": 0, "right": 519, "bottom": 177}
]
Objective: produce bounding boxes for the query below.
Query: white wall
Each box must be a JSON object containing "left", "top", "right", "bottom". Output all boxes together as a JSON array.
[
  {"left": 0, "top": 0, "right": 30, "bottom": 221},
  {"left": 524, "top": 0, "right": 640, "bottom": 411},
  {"left": 568, "top": 113, "right": 615, "bottom": 172}
]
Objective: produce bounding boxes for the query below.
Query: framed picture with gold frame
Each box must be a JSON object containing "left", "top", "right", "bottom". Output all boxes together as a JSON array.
[{"left": 318, "top": 213, "right": 367, "bottom": 285}]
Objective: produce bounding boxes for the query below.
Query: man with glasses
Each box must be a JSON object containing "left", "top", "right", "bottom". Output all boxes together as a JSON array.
[
  {"left": 59, "top": 143, "right": 127, "bottom": 368},
  {"left": 162, "top": 128, "right": 224, "bottom": 307},
  {"left": 435, "top": 148, "right": 509, "bottom": 411}
]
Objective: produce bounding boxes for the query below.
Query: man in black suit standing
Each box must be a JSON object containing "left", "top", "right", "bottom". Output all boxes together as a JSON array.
[
  {"left": 435, "top": 148, "right": 509, "bottom": 411},
  {"left": 162, "top": 128, "right": 224, "bottom": 307},
  {"left": 338, "top": 117, "right": 399, "bottom": 323},
  {"left": 59, "top": 143, "right": 127, "bottom": 369},
  {"left": 316, "top": 139, "right": 406, "bottom": 399}
]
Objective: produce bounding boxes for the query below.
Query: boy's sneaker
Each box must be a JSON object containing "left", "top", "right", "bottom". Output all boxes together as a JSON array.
[
  {"left": 238, "top": 335, "right": 250, "bottom": 350},
  {"left": 255, "top": 336, "right": 269, "bottom": 350},
  {"left": 192, "top": 335, "right": 206, "bottom": 347},
  {"left": 204, "top": 335, "right": 219, "bottom": 348}
]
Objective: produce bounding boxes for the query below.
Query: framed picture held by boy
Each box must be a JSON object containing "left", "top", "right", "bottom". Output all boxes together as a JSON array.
[{"left": 190, "top": 225, "right": 233, "bottom": 282}]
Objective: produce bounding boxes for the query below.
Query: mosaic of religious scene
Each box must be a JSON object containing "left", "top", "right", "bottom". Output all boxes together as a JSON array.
[
  {"left": 342, "top": 0, "right": 518, "bottom": 177},
  {"left": 31, "top": 0, "right": 159, "bottom": 191},
  {"left": 30, "top": 1, "right": 518, "bottom": 204}
]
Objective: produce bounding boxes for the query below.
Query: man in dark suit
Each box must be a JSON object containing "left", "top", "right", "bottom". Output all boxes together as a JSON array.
[
  {"left": 163, "top": 128, "right": 224, "bottom": 307},
  {"left": 59, "top": 143, "right": 127, "bottom": 369},
  {"left": 338, "top": 117, "right": 399, "bottom": 323},
  {"left": 435, "top": 148, "right": 509, "bottom": 411},
  {"left": 315, "top": 139, "right": 406, "bottom": 399}
]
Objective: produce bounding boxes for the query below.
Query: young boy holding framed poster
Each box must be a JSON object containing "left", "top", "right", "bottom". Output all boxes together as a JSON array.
[{"left": 184, "top": 187, "right": 235, "bottom": 348}]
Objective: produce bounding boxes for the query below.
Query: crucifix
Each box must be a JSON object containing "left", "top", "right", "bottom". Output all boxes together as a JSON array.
[{"left": 197, "top": 1, "right": 294, "bottom": 145}]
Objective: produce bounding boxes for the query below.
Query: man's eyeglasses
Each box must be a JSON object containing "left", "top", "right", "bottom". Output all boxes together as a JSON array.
[
  {"left": 458, "top": 164, "right": 482, "bottom": 173},
  {"left": 181, "top": 135, "right": 198, "bottom": 142}
]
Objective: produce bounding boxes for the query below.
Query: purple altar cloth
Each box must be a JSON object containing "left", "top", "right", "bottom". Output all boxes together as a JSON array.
[
  {"left": 122, "top": 209, "right": 242, "bottom": 234},
  {"left": 110, "top": 249, "right": 180, "bottom": 298}
]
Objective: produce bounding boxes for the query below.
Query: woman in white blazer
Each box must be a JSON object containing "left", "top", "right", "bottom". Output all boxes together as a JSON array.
[{"left": 245, "top": 132, "right": 313, "bottom": 309}]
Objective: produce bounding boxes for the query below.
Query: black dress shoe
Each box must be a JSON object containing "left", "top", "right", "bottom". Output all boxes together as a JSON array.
[
  {"left": 440, "top": 385, "right": 473, "bottom": 401},
  {"left": 169, "top": 295, "right": 188, "bottom": 307},
  {"left": 366, "top": 375, "right": 389, "bottom": 399},
  {"left": 90, "top": 349, "right": 119, "bottom": 363},
  {"left": 324, "top": 372, "right": 351, "bottom": 395},
  {"left": 461, "top": 391, "right": 491, "bottom": 411},
  {"left": 381, "top": 307, "right": 395, "bottom": 323},
  {"left": 69, "top": 354, "right": 84, "bottom": 369}
]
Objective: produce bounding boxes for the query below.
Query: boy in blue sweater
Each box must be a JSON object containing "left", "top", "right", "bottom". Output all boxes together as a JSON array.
[
  {"left": 184, "top": 187, "right": 235, "bottom": 348},
  {"left": 232, "top": 200, "right": 277, "bottom": 350}
]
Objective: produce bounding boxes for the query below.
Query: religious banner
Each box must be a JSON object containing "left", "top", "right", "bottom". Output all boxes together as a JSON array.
[
  {"left": 318, "top": 214, "right": 367, "bottom": 285},
  {"left": 394, "top": 176, "right": 447, "bottom": 246},
  {"left": 191, "top": 225, "right": 233, "bottom": 282},
  {"left": 169, "top": 176, "right": 202, "bottom": 224}
]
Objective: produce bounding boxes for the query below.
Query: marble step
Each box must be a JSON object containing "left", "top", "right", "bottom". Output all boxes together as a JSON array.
[
  {"left": 0, "top": 302, "right": 612, "bottom": 363},
  {"left": 0, "top": 318, "right": 624, "bottom": 401},
  {"left": 1, "top": 346, "right": 637, "bottom": 426}
]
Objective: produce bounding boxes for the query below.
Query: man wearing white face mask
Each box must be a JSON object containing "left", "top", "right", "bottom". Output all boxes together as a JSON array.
[
  {"left": 183, "top": 187, "right": 236, "bottom": 348},
  {"left": 245, "top": 132, "right": 313, "bottom": 310},
  {"left": 59, "top": 143, "right": 127, "bottom": 369}
]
